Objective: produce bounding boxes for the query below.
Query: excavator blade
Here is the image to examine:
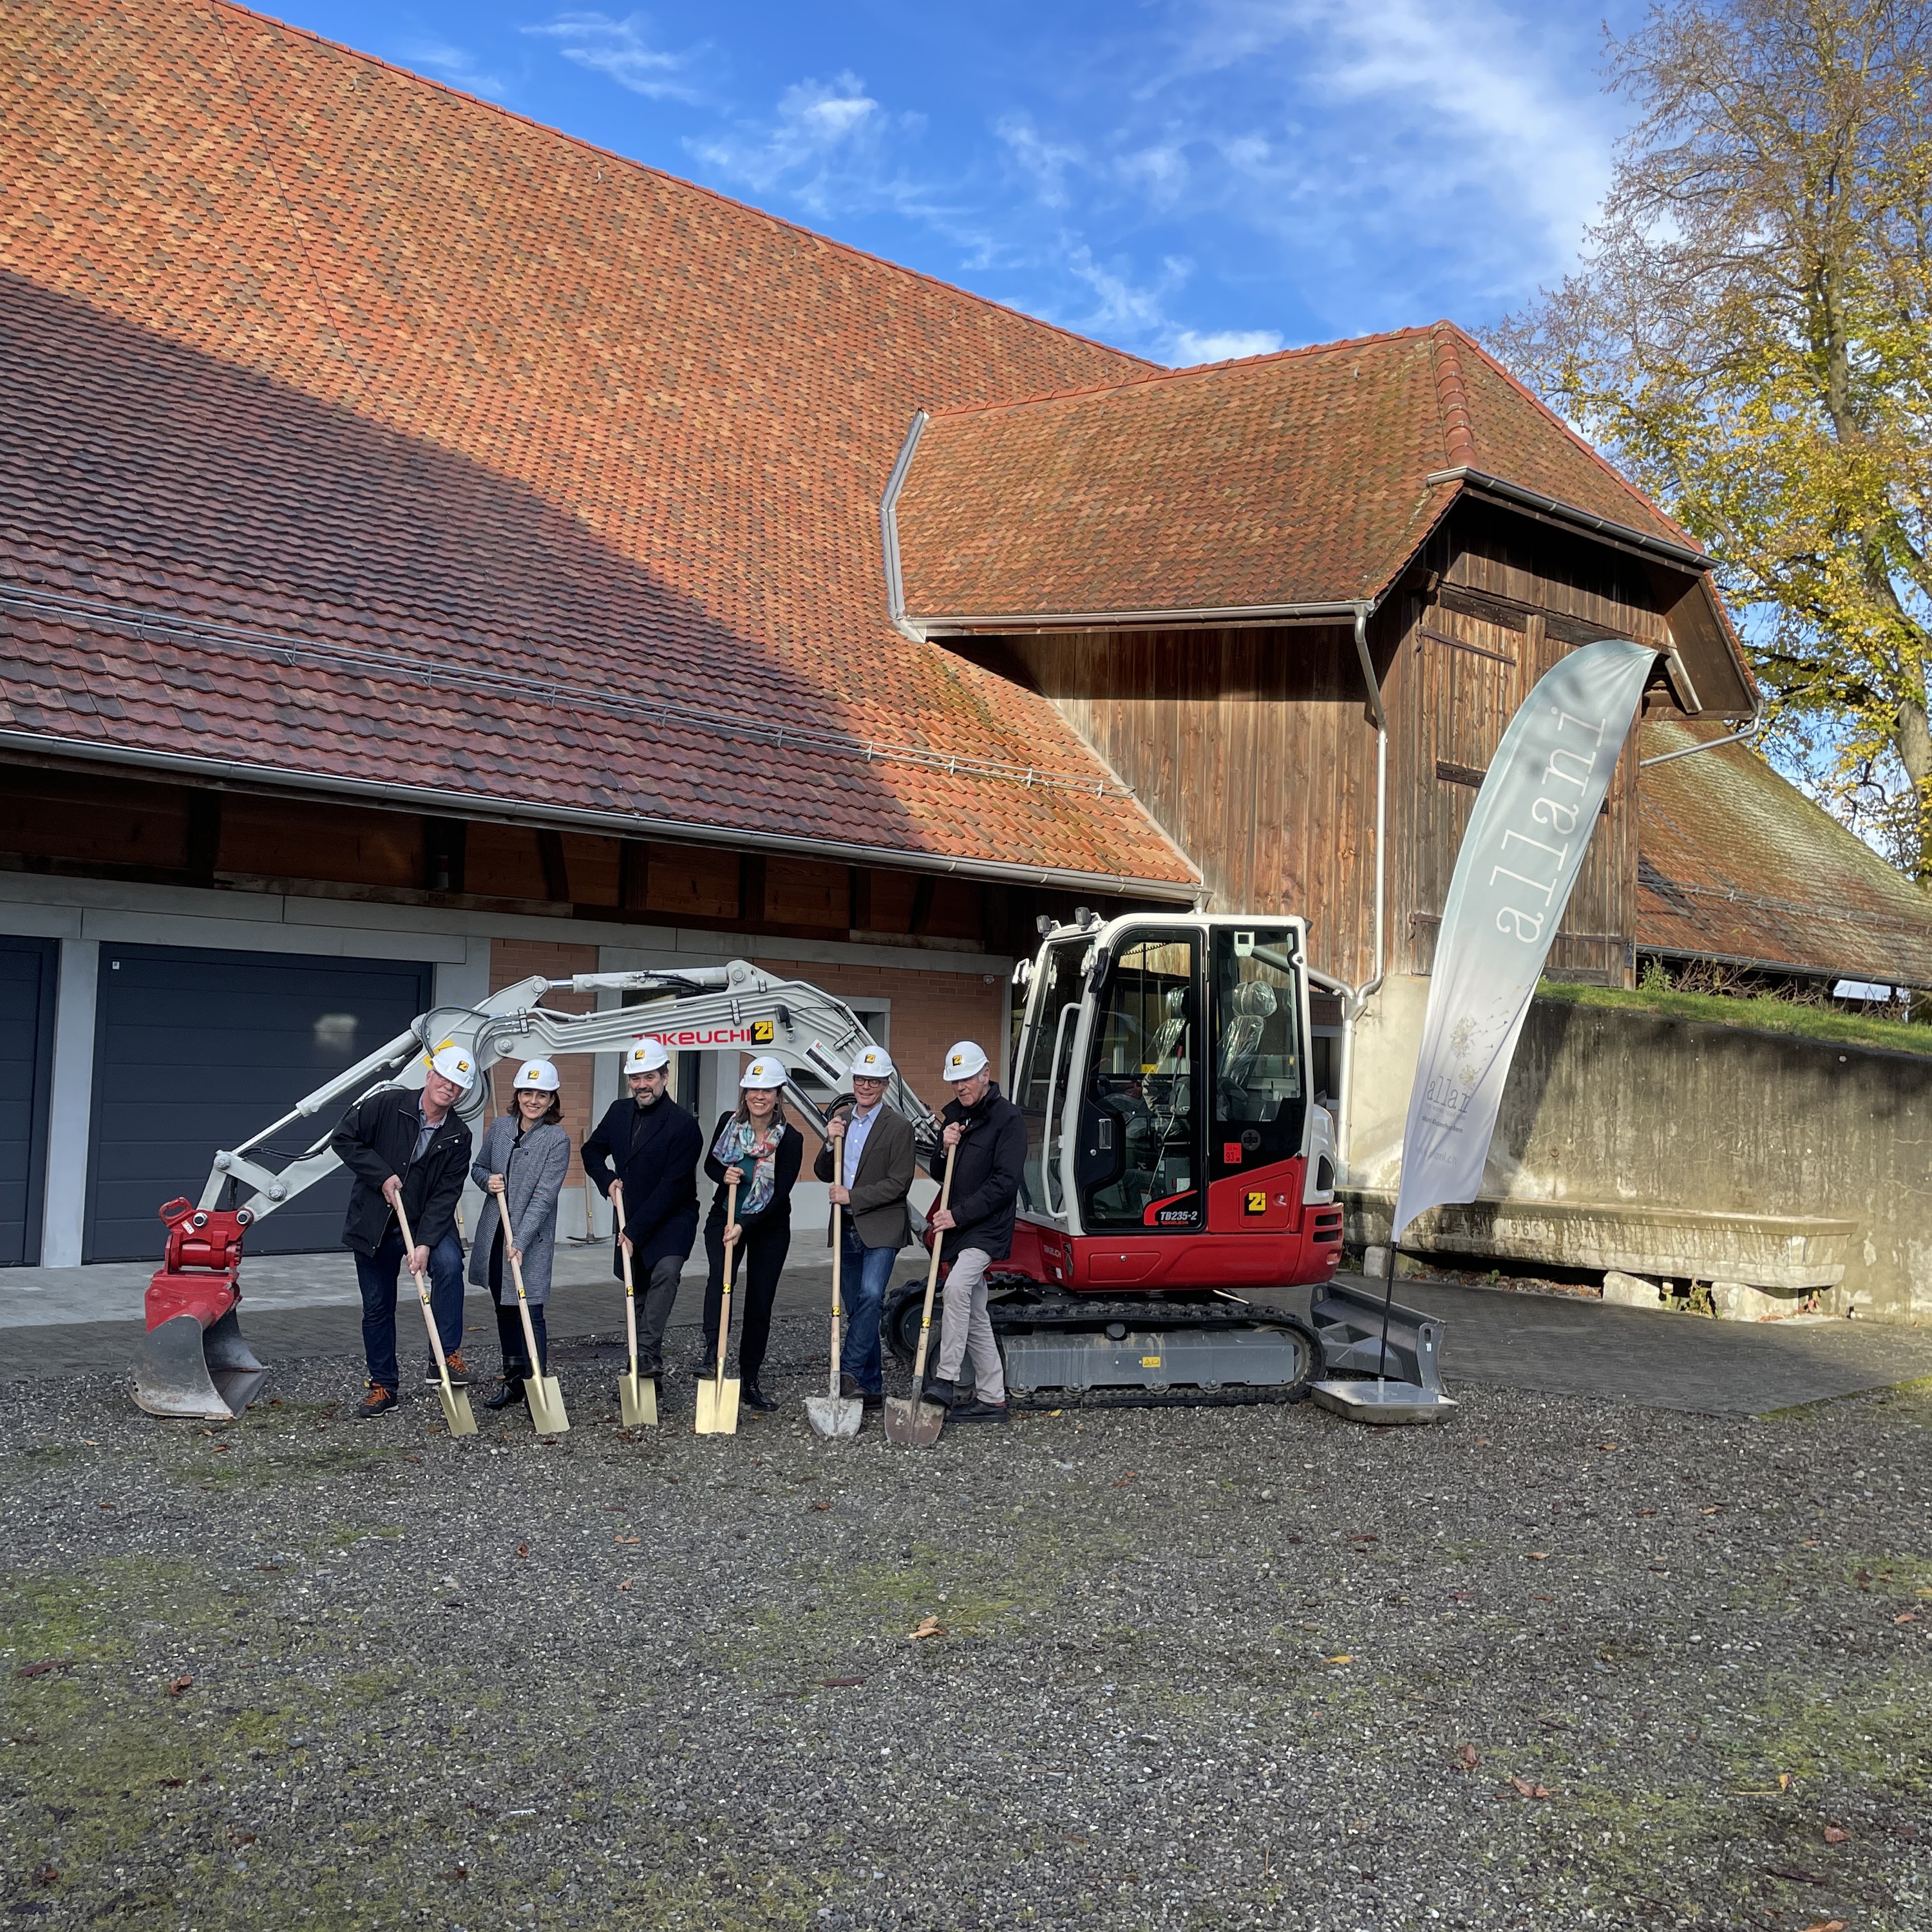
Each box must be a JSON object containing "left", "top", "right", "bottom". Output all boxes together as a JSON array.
[{"left": 132, "top": 1311, "right": 268, "bottom": 1421}]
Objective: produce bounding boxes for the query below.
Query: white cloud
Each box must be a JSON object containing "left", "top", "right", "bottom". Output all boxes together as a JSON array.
[
  {"left": 1162, "top": 0, "right": 1618, "bottom": 305},
  {"left": 1170, "top": 327, "right": 1286, "bottom": 363},
  {"left": 689, "top": 72, "right": 945, "bottom": 223},
  {"left": 394, "top": 38, "right": 508, "bottom": 100},
  {"left": 525, "top": 12, "right": 706, "bottom": 103},
  {"left": 996, "top": 115, "right": 1084, "bottom": 209}
]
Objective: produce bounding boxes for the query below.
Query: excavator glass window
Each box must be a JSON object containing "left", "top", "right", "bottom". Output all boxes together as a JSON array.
[
  {"left": 1209, "top": 925, "right": 1307, "bottom": 1180},
  {"left": 1014, "top": 938, "right": 1088, "bottom": 1218},
  {"left": 1076, "top": 931, "right": 1202, "bottom": 1231}
]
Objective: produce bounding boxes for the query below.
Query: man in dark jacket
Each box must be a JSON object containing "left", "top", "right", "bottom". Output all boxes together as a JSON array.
[
  {"left": 922, "top": 1039, "right": 1026, "bottom": 1423},
  {"left": 331, "top": 1043, "right": 477, "bottom": 1420},
  {"left": 813, "top": 1042, "right": 915, "bottom": 1410},
  {"left": 581, "top": 1037, "right": 702, "bottom": 1381}
]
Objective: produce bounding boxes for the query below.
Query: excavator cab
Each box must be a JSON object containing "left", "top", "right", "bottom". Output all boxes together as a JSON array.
[{"left": 1006, "top": 913, "right": 1343, "bottom": 1293}]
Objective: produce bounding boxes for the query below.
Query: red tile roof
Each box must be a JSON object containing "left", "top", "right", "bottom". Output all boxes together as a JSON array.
[
  {"left": 0, "top": 0, "right": 1200, "bottom": 893},
  {"left": 895, "top": 322, "right": 1703, "bottom": 624},
  {"left": 1638, "top": 720, "right": 1932, "bottom": 989}
]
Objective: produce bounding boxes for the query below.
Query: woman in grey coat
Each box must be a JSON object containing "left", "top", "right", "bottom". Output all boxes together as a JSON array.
[{"left": 469, "top": 1057, "right": 572, "bottom": 1409}]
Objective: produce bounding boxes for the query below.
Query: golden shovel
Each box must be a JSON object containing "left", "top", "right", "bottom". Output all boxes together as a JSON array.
[
  {"left": 884, "top": 1144, "right": 954, "bottom": 1450},
  {"left": 615, "top": 1204, "right": 658, "bottom": 1429},
  {"left": 804, "top": 1192, "right": 861, "bottom": 1440},
  {"left": 694, "top": 1181, "right": 741, "bottom": 1436},
  {"left": 394, "top": 1199, "right": 475, "bottom": 1437},
  {"left": 498, "top": 1191, "right": 569, "bottom": 1435}
]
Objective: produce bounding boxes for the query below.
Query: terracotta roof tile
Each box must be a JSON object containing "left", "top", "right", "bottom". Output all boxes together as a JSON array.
[
  {"left": 0, "top": 0, "right": 1197, "bottom": 891},
  {"left": 1638, "top": 719, "right": 1932, "bottom": 988},
  {"left": 895, "top": 322, "right": 1701, "bottom": 624}
]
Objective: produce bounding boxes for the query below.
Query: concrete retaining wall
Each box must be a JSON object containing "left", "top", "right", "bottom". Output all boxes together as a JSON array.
[{"left": 1344, "top": 977, "right": 1932, "bottom": 1324}]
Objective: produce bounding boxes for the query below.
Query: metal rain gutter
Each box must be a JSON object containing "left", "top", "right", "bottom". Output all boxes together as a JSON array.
[
  {"left": 1333, "top": 601, "right": 1387, "bottom": 1186},
  {"left": 911, "top": 598, "right": 1372, "bottom": 635},
  {"left": 879, "top": 410, "right": 929, "bottom": 644},
  {"left": 0, "top": 729, "right": 1204, "bottom": 904},
  {"left": 1424, "top": 466, "right": 1714, "bottom": 573}
]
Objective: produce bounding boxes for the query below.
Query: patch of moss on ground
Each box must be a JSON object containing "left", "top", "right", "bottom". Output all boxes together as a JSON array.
[{"left": 1536, "top": 976, "right": 1932, "bottom": 1057}]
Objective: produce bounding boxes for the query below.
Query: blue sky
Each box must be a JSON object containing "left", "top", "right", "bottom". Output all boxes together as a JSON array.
[{"left": 270, "top": 0, "right": 1646, "bottom": 366}]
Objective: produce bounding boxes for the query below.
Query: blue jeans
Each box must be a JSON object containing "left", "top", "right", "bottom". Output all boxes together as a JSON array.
[
  {"left": 837, "top": 1227, "right": 900, "bottom": 1397},
  {"left": 354, "top": 1226, "right": 464, "bottom": 1393}
]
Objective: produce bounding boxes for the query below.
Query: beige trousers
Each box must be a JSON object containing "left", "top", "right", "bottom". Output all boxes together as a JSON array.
[{"left": 935, "top": 1246, "right": 1005, "bottom": 1403}]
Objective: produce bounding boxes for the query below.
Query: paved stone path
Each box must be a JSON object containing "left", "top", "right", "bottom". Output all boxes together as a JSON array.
[{"left": 6, "top": 1259, "right": 1929, "bottom": 1414}]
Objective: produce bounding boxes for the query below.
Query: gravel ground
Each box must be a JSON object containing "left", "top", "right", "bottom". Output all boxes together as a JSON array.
[{"left": 2, "top": 1308, "right": 1927, "bottom": 1931}]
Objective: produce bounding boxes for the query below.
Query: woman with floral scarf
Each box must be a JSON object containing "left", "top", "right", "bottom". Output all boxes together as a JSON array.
[{"left": 699, "top": 1054, "right": 804, "bottom": 1412}]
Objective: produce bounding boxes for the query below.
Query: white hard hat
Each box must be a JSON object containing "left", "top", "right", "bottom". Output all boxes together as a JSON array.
[
  {"left": 942, "top": 1040, "right": 989, "bottom": 1081},
  {"left": 512, "top": 1057, "right": 560, "bottom": 1092},
  {"left": 625, "top": 1038, "right": 670, "bottom": 1074},
  {"left": 425, "top": 1043, "right": 476, "bottom": 1091},
  {"left": 850, "top": 1045, "right": 896, "bottom": 1079},
  {"left": 740, "top": 1055, "right": 786, "bottom": 1090}
]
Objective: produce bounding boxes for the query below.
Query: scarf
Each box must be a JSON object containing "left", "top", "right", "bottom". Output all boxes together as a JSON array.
[{"left": 712, "top": 1117, "right": 782, "bottom": 1217}]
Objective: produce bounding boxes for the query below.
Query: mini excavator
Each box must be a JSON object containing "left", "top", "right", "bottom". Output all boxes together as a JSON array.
[{"left": 132, "top": 913, "right": 1444, "bottom": 1420}]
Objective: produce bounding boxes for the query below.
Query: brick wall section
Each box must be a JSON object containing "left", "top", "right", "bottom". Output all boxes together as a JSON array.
[{"left": 488, "top": 939, "right": 598, "bottom": 1184}]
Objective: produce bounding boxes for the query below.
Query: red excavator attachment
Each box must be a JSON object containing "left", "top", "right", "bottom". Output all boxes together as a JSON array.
[{"left": 131, "top": 1199, "right": 269, "bottom": 1420}]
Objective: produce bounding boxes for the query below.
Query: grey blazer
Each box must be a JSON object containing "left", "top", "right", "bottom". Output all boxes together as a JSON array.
[
  {"left": 811, "top": 1104, "right": 916, "bottom": 1251},
  {"left": 468, "top": 1116, "right": 571, "bottom": 1303}
]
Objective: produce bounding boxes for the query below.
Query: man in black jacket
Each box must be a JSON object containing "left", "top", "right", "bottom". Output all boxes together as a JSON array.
[
  {"left": 581, "top": 1037, "right": 703, "bottom": 1381},
  {"left": 923, "top": 1039, "right": 1026, "bottom": 1423},
  {"left": 331, "top": 1044, "right": 477, "bottom": 1420}
]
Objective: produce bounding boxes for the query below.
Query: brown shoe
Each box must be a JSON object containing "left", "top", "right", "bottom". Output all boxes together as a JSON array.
[{"left": 355, "top": 1383, "right": 397, "bottom": 1420}]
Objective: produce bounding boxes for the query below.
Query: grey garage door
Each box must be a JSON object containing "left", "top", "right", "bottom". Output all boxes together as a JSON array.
[
  {"left": 86, "top": 944, "right": 435, "bottom": 1263},
  {"left": 0, "top": 936, "right": 57, "bottom": 1266}
]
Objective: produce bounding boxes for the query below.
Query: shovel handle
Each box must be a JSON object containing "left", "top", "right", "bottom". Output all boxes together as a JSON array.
[
  {"left": 828, "top": 1195, "right": 843, "bottom": 1399},
  {"left": 497, "top": 1190, "right": 544, "bottom": 1370},
  {"left": 908, "top": 1144, "right": 956, "bottom": 1387},
  {"left": 395, "top": 1200, "right": 455, "bottom": 1385},
  {"left": 714, "top": 1181, "right": 737, "bottom": 1385},
  {"left": 615, "top": 1198, "right": 639, "bottom": 1379}
]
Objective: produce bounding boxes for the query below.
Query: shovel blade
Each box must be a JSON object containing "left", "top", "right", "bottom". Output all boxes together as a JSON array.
[
  {"left": 804, "top": 1394, "right": 862, "bottom": 1440},
  {"left": 882, "top": 1395, "right": 945, "bottom": 1448},
  {"left": 694, "top": 1376, "right": 740, "bottom": 1435},
  {"left": 618, "top": 1372, "right": 658, "bottom": 1429},
  {"left": 438, "top": 1383, "right": 478, "bottom": 1438},
  {"left": 524, "top": 1374, "right": 570, "bottom": 1436}
]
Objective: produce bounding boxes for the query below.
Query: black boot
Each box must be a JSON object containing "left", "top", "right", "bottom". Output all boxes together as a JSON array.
[
  {"left": 919, "top": 1376, "right": 958, "bottom": 1412},
  {"left": 484, "top": 1374, "right": 526, "bottom": 1411},
  {"left": 741, "top": 1379, "right": 778, "bottom": 1413}
]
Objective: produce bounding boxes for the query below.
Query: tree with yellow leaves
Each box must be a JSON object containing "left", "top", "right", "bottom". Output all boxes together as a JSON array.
[{"left": 1495, "top": 0, "right": 1932, "bottom": 876}]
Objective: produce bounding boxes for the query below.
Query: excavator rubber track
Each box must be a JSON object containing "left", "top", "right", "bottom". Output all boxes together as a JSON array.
[{"left": 884, "top": 1283, "right": 1321, "bottom": 1408}]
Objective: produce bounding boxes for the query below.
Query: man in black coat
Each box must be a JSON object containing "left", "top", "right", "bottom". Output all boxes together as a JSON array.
[
  {"left": 331, "top": 1043, "right": 477, "bottom": 1420},
  {"left": 922, "top": 1039, "right": 1027, "bottom": 1423},
  {"left": 581, "top": 1037, "right": 703, "bottom": 1380}
]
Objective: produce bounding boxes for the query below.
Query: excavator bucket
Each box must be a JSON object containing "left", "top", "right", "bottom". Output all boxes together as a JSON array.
[
  {"left": 133, "top": 1201, "right": 270, "bottom": 1421},
  {"left": 133, "top": 1309, "right": 268, "bottom": 1421}
]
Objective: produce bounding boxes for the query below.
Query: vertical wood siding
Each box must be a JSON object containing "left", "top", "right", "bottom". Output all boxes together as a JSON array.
[{"left": 1003, "top": 625, "right": 1383, "bottom": 986}]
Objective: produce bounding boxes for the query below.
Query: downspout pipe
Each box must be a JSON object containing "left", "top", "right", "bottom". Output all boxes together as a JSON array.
[
  {"left": 1336, "top": 600, "right": 1387, "bottom": 1186},
  {"left": 1638, "top": 697, "right": 1765, "bottom": 768},
  {"left": 880, "top": 410, "right": 929, "bottom": 645}
]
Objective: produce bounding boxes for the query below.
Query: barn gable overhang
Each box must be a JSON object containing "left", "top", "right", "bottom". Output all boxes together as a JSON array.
[{"left": 887, "top": 321, "right": 1754, "bottom": 720}]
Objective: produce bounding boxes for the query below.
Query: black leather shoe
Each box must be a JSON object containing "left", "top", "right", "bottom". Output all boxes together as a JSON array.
[
  {"left": 740, "top": 1381, "right": 779, "bottom": 1413},
  {"left": 483, "top": 1379, "right": 525, "bottom": 1411},
  {"left": 636, "top": 1357, "right": 663, "bottom": 1381},
  {"left": 919, "top": 1378, "right": 957, "bottom": 1412},
  {"left": 953, "top": 1397, "right": 1010, "bottom": 1424}
]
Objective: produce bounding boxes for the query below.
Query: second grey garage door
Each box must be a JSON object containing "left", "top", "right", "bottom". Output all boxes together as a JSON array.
[{"left": 86, "top": 944, "right": 435, "bottom": 1263}]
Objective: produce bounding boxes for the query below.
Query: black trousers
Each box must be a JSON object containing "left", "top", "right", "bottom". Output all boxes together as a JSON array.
[
  {"left": 701, "top": 1213, "right": 789, "bottom": 1383},
  {"left": 489, "top": 1226, "right": 547, "bottom": 1376}
]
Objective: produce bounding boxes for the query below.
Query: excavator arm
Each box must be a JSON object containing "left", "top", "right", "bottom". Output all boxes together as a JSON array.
[
  {"left": 196, "top": 960, "right": 940, "bottom": 1226},
  {"left": 135, "top": 961, "right": 936, "bottom": 1421}
]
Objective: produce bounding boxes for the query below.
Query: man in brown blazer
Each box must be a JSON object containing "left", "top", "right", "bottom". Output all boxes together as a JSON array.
[{"left": 813, "top": 1043, "right": 916, "bottom": 1409}]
